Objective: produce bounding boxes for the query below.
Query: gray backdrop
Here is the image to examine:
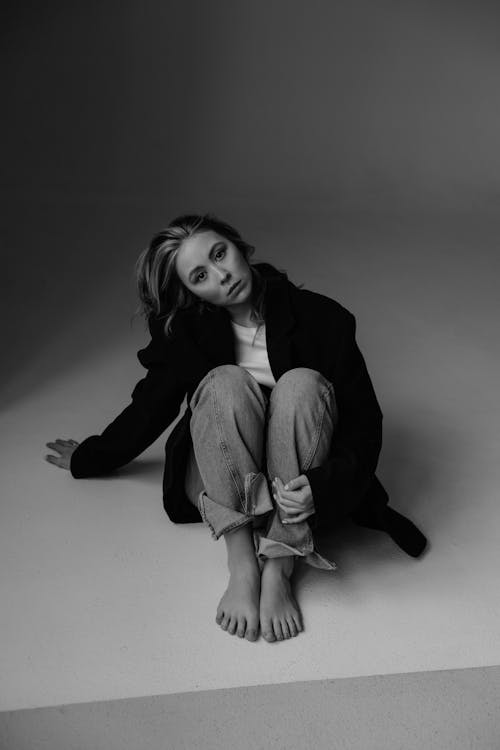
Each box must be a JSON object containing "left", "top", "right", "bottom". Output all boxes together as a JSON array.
[{"left": 3, "top": 0, "right": 499, "bottom": 402}]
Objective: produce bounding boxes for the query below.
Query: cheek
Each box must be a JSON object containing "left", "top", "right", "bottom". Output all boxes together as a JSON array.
[{"left": 195, "top": 285, "right": 219, "bottom": 304}]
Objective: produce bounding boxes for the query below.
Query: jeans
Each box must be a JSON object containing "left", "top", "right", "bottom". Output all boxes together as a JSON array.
[{"left": 184, "top": 365, "right": 338, "bottom": 570}]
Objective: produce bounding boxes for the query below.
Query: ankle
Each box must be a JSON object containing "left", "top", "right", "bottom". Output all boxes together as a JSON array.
[
  {"left": 224, "top": 524, "right": 257, "bottom": 568},
  {"left": 263, "top": 555, "right": 295, "bottom": 579}
]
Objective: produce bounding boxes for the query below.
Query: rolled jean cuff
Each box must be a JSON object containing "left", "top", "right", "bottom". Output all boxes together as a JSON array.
[
  {"left": 254, "top": 531, "right": 337, "bottom": 571},
  {"left": 198, "top": 471, "right": 274, "bottom": 540}
]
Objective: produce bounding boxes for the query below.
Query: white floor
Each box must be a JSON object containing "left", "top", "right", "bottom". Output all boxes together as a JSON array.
[{"left": 2, "top": 211, "right": 500, "bottom": 712}]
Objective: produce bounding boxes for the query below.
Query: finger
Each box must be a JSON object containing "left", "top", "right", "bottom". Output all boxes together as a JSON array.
[
  {"left": 274, "top": 490, "right": 300, "bottom": 506},
  {"left": 275, "top": 477, "right": 298, "bottom": 494},
  {"left": 273, "top": 485, "right": 303, "bottom": 504},
  {"left": 295, "top": 513, "right": 310, "bottom": 523},
  {"left": 274, "top": 494, "right": 302, "bottom": 512},
  {"left": 283, "top": 513, "right": 309, "bottom": 525},
  {"left": 275, "top": 484, "right": 305, "bottom": 502},
  {"left": 46, "top": 443, "right": 63, "bottom": 453},
  {"left": 280, "top": 491, "right": 303, "bottom": 503},
  {"left": 45, "top": 455, "right": 63, "bottom": 467},
  {"left": 280, "top": 475, "right": 307, "bottom": 491}
]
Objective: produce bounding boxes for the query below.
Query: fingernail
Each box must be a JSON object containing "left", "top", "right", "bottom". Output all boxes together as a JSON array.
[{"left": 284, "top": 484, "right": 289, "bottom": 490}]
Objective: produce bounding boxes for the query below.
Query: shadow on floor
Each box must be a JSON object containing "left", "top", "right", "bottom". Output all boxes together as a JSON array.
[{"left": 292, "top": 415, "right": 453, "bottom": 591}]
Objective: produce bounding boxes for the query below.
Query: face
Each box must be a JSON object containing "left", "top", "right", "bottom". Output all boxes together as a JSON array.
[{"left": 174, "top": 230, "right": 253, "bottom": 310}]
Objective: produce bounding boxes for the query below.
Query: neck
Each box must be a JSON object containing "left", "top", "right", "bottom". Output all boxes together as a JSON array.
[
  {"left": 230, "top": 310, "right": 255, "bottom": 328},
  {"left": 229, "top": 305, "right": 255, "bottom": 327}
]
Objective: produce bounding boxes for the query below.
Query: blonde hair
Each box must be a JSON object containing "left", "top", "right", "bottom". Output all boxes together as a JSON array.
[{"left": 135, "top": 213, "right": 267, "bottom": 338}]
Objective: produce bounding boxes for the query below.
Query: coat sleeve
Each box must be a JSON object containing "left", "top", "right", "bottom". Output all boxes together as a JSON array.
[
  {"left": 304, "top": 311, "right": 383, "bottom": 526},
  {"left": 70, "top": 322, "right": 186, "bottom": 478}
]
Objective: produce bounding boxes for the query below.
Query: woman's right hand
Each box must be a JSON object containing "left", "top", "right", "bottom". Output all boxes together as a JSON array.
[{"left": 45, "top": 439, "right": 80, "bottom": 470}]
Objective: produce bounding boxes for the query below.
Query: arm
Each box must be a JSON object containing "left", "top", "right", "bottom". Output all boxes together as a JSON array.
[
  {"left": 303, "top": 312, "right": 383, "bottom": 525},
  {"left": 70, "top": 322, "right": 186, "bottom": 478}
]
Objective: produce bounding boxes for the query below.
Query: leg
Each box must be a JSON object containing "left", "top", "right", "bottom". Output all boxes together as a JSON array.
[
  {"left": 215, "top": 524, "right": 261, "bottom": 641},
  {"left": 186, "top": 365, "right": 275, "bottom": 640},
  {"left": 257, "top": 367, "right": 338, "bottom": 569},
  {"left": 258, "top": 368, "right": 338, "bottom": 642},
  {"left": 185, "top": 447, "right": 261, "bottom": 641},
  {"left": 188, "top": 365, "right": 274, "bottom": 540}
]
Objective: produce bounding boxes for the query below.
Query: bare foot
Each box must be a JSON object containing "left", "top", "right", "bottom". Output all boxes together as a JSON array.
[
  {"left": 259, "top": 556, "right": 303, "bottom": 642},
  {"left": 216, "top": 561, "right": 261, "bottom": 642}
]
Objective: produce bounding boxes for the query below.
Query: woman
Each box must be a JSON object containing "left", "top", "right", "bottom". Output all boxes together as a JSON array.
[{"left": 45, "top": 213, "right": 427, "bottom": 644}]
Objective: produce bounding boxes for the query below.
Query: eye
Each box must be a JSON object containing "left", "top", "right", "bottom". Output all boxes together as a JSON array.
[
  {"left": 215, "top": 247, "right": 226, "bottom": 260},
  {"left": 195, "top": 271, "right": 206, "bottom": 283}
]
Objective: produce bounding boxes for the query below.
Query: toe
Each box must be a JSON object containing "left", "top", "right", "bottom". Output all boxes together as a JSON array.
[
  {"left": 273, "top": 619, "right": 284, "bottom": 641},
  {"left": 293, "top": 614, "right": 303, "bottom": 632},
  {"left": 261, "top": 621, "right": 276, "bottom": 642},
  {"left": 287, "top": 617, "right": 298, "bottom": 637},
  {"left": 221, "top": 616, "right": 230, "bottom": 631},
  {"left": 228, "top": 617, "right": 237, "bottom": 635},
  {"left": 245, "top": 627, "right": 258, "bottom": 642},
  {"left": 237, "top": 618, "right": 247, "bottom": 638},
  {"left": 281, "top": 620, "right": 291, "bottom": 639},
  {"left": 216, "top": 610, "right": 224, "bottom": 625}
]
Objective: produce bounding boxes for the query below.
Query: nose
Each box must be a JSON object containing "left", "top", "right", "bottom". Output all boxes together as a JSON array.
[{"left": 215, "top": 267, "right": 231, "bottom": 284}]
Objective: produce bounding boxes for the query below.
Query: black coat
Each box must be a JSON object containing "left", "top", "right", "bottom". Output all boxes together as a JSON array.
[{"left": 70, "top": 263, "right": 427, "bottom": 558}]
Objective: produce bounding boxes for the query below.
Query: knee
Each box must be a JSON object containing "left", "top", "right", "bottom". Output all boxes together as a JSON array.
[
  {"left": 271, "top": 368, "right": 336, "bottom": 425},
  {"left": 189, "top": 364, "right": 259, "bottom": 410},
  {"left": 273, "top": 367, "right": 332, "bottom": 400},
  {"left": 208, "top": 364, "right": 255, "bottom": 394}
]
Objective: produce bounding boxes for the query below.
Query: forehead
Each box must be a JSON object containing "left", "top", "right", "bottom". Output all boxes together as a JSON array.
[{"left": 175, "top": 230, "right": 227, "bottom": 277}]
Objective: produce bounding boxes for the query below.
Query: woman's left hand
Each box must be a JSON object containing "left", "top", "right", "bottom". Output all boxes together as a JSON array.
[{"left": 272, "top": 475, "right": 315, "bottom": 524}]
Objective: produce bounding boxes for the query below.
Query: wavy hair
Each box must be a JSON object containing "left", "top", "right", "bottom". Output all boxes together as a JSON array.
[{"left": 135, "top": 213, "right": 269, "bottom": 339}]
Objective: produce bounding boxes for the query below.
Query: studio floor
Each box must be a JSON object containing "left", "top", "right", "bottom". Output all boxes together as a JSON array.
[{"left": 1, "top": 210, "right": 500, "bottom": 746}]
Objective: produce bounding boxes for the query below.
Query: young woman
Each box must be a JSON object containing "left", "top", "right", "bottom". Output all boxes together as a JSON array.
[{"left": 45, "top": 213, "right": 427, "bottom": 644}]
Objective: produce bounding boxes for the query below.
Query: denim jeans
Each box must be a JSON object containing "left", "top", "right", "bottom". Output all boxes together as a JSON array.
[{"left": 184, "top": 365, "right": 338, "bottom": 570}]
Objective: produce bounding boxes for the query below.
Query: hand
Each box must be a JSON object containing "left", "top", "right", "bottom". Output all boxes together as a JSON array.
[
  {"left": 272, "top": 475, "right": 315, "bottom": 524},
  {"left": 45, "top": 439, "right": 80, "bottom": 470}
]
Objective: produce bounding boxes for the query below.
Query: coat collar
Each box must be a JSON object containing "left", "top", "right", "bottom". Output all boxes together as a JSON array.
[{"left": 183, "top": 263, "right": 296, "bottom": 381}]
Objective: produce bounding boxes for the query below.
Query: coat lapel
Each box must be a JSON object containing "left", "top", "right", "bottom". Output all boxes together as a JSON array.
[
  {"left": 190, "top": 307, "right": 236, "bottom": 371},
  {"left": 263, "top": 272, "right": 295, "bottom": 380}
]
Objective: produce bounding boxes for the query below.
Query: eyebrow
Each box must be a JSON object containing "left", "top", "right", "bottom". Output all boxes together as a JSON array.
[{"left": 187, "top": 241, "right": 225, "bottom": 282}]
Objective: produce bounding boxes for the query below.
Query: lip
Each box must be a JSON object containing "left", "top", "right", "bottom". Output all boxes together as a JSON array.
[{"left": 227, "top": 280, "right": 241, "bottom": 296}]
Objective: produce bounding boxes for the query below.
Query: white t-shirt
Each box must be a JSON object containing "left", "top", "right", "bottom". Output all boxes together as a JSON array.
[{"left": 230, "top": 321, "right": 277, "bottom": 389}]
